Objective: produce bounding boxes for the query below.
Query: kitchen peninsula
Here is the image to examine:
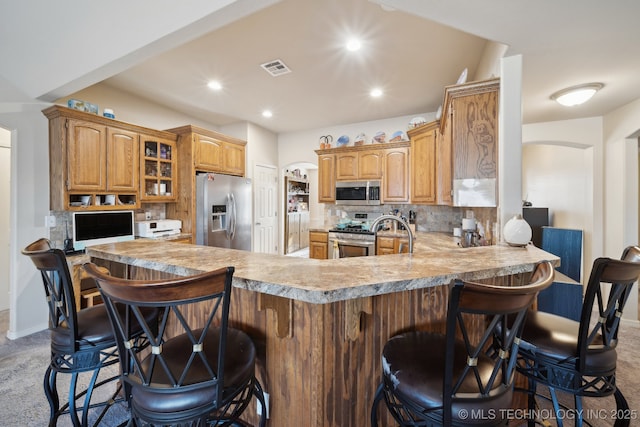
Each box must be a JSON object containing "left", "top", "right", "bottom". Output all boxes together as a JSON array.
[{"left": 86, "top": 233, "right": 558, "bottom": 426}]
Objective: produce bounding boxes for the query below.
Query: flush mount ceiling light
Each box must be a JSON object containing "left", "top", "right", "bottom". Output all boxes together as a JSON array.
[
  {"left": 262, "top": 110, "right": 273, "bottom": 118},
  {"left": 346, "top": 38, "right": 362, "bottom": 52},
  {"left": 370, "top": 88, "right": 383, "bottom": 98},
  {"left": 207, "top": 80, "right": 222, "bottom": 91},
  {"left": 550, "top": 83, "right": 603, "bottom": 107}
]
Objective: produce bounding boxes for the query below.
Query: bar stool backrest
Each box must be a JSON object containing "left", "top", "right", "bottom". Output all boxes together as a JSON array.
[
  {"left": 22, "top": 238, "right": 79, "bottom": 353},
  {"left": 576, "top": 246, "right": 640, "bottom": 373},
  {"left": 442, "top": 261, "right": 554, "bottom": 424},
  {"left": 84, "top": 263, "right": 235, "bottom": 410}
]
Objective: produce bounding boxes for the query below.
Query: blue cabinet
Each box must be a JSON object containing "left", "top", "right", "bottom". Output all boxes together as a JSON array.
[{"left": 537, "top": 227, "right": 583, "bottom": 321}]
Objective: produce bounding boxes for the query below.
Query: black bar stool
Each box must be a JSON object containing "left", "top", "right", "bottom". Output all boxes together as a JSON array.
[
  {"left": 84, "top": 262, "right": 267, "bottom": 427},
  {"left": 516, "top": 246, "right": 640, "bottom": 427},
  {"left": 22, "top": 238, "right": 154, "bottom": 426},
  {"left": 371, "top": 261, "right": 554, "bottom": 426}
]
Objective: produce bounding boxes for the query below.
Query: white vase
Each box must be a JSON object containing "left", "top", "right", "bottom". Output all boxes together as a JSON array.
[{"left": 503, "top": 214, "right": 532, "bottom": 247}]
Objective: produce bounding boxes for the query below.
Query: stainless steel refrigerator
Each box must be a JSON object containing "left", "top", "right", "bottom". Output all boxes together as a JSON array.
[{"left": 196, "top": 173, "right": 252, "bottom": 251}]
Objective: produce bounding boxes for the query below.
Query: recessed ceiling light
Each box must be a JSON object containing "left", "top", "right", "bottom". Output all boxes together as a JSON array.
[
  {"left": 262, "top": 110, "right": 273, "bottom": 118},
  {"left": 207, "top": 80, "right": 222, "bottom": 91},
  {"left": 550, "top": 83, "right": 603, "bottom": 107},
  {"left": 346, "top": 39, "right": 362, "bottom": 52},
  {"left": 370, "top": 88, "right": 383, "bottom": 98}
]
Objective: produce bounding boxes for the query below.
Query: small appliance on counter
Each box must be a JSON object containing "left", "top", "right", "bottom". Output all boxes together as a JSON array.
[{"left": 135, "top": 219, "right": 182, "bottom": 238}]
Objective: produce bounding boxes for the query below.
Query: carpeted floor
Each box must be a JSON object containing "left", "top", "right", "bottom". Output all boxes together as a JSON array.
[
  {"left": 1, "top": 309, "right": 638, "bottom": 426},
  {"left": 0, "top": 310, "right": 128, "bottom": 426}
]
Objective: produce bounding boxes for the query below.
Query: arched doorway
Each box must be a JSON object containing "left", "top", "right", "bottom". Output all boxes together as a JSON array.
[{"left": 282, "top": 162, "right": 317, "bottom": 256}]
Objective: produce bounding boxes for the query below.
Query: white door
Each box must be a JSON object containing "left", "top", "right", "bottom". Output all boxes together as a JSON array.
[
  {"left": 0, "top": 128, "right": 11, "bottom": 311},
  {"left": 253, "top": 164, "right": 278, "bottom": 254}
]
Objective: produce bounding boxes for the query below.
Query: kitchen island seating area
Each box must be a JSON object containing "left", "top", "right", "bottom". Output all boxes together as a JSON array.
[
  {"left": 21, "top": 238, "right": 155, "bottom": 427},
  {"left": 516, "top": 245, "right": 640, "bottom": 427},
  {"left": 371, "top": 261, "right": 555, "bottom": 426},
  {"left": 84, "top": 263, "right": 267, "bottom": 427}
]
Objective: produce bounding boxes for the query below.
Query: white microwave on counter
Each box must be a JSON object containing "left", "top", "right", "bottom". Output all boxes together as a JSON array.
[{"left": 335, "top": 181, "right": 381, "bottom": 206}]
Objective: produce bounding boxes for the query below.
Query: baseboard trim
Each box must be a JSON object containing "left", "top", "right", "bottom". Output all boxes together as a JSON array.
[{"left": 6, "top": 322, "right": 48, "bottom": 340}]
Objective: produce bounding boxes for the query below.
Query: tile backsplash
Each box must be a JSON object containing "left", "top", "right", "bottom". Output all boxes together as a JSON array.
[{"left": 325, "top": 204, "right": 497, "bottom": 235}]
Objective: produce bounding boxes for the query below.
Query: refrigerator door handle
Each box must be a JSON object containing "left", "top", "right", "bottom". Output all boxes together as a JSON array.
[
  {"left": 224, "top": 193, "right": 233, "bottom": 240},
  {"left": 229, "top": 193, "right": 237, "bottom": 241}
]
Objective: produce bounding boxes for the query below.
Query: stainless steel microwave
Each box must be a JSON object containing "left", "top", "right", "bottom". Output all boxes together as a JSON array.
[{"left": 335, "top": 181, "right": 381, "bottom": 205}]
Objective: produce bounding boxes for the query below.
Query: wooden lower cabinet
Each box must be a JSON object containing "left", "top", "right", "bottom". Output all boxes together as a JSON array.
[
  {"left": 309, "top": 231, "right": 328, "bottom": 259},
  {"left": 376, "top": 235, "right": 409, "bottom": 255}
]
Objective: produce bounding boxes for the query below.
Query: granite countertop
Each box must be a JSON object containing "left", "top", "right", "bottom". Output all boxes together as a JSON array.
[{"left": 86, "top": 232, "right": 559, "bottom": 304}]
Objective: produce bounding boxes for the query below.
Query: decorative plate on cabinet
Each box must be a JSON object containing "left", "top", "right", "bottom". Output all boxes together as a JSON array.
[
  {"left": 408, "top": 117, "right": 427, "bottom": 129},
  {"left": 372, "top": 131, "right": 386, "bottom": 144},
  {"left": 389, "top": 130, "right": 407, "bottom": 142},
  {"left": 337, "top": 135, "right": 350, "bottom": 146}
]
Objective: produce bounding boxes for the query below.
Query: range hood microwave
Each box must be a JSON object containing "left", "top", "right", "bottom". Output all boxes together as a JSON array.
[{"left": 335, "top": 181, "right": 381, "bottom": 206}]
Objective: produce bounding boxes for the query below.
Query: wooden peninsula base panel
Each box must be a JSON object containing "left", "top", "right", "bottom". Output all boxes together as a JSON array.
[{"left": 87, "top": 235, "right": 557, "bottom": 426}]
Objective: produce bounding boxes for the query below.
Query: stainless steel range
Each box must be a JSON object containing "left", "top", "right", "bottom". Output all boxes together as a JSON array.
[{"left": 328, "top": 213, "right": 379, "bottom": 258}]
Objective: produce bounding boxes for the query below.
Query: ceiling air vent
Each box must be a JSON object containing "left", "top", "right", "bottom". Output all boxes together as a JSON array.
[{"left": 261, "top": 59, "right": 291, "bottom": 77}]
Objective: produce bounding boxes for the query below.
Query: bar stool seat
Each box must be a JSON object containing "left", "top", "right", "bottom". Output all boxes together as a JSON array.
[
  {"left": 519, "top": 310, "right": 616, "bottom": 373},
  {"left": 133, "top": 327, "right": 256, "bottom": 415},
  {"left": 381, "top": 332, "right": 512, "bottom": 424}
]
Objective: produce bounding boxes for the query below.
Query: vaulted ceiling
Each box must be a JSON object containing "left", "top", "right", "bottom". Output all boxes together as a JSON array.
[{"left": 2, "top": 0, "right": 640, "bottom": 133}]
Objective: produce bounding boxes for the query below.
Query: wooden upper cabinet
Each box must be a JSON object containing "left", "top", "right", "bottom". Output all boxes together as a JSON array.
[
  {"left": 358, "top": 150, "right": 383, "bottom": 179},
  {"left": 140, "top": 135, "right": 177, "bottom": 202},
  {"left": 67, "top": 121, "right": 139, "bottom": 193},
  {"left": 382, "top": 147, "right": 409, "bottom": 203},
  {"left": 195, "top": 134, "right": 223, "bottom": 171},
  {"left": 441, "top": 78, "right": 499, "bottom": 207},
  {"left": 336, "top": 150, "right": 383, "bottom": 181},
  {"left": 316, "top": 142, "right": 406, "bottom": 203},
  {"left": 44, "top": 105, "right": 180, "bottom": 211},
  {"left": 106, "top": 127, "right": 139, "bottom": 192},
  {"left": 67, "top": 120, "right": 107, "bottom": 191},
  {"left": 408, "top": 121, "right": 438, "bottom": 204},
  {"left": 336, "top": 152, "right": 358, "bottom": 180},
  {"left": 168, "top": 125, "right": 246, "bottom": 177},
  {"left": 438, "top": 112, "right": 453, "bottom": 205},
  {"left": 223, "top": 141, "right": 246, "bottom": 176},
  {"left": 317, "top": 154, "right": 335, "bottom": 203}
]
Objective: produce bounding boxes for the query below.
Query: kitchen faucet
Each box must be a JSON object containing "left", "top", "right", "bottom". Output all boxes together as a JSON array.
[{"left": 370, "top": 214, "right": 414, "bottom": 254}]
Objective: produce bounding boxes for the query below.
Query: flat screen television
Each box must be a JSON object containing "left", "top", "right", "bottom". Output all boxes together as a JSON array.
[{"left": 72, "top": 210, "right": 135, "bottom": 251}]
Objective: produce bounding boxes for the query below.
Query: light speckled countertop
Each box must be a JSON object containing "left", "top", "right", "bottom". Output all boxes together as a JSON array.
[{"left": 86, "top": 232, "right": 559, "bottom": 304}]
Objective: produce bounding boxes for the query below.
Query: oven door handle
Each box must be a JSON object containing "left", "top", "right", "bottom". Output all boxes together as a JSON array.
[{"left": 332, "top": 239, "right": 376, "bottom": 247}]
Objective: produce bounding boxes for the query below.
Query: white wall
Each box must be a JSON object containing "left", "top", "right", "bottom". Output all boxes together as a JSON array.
[
  {"left": 522, "top": 111, "right": 640, "bottom": 323},
  {"left": 522, "top": 144, "right": 591, "bottom": 282},
  {"left": 0, "top": 107, "right": 52, "bottom": 338},
  {"left": 0, "top": 127, "right": 10, "bottom": 312},
  {"left": 61, "top": 84, "right": 223, "bottom": 130},
  {"left": 601, "top": 97, "right": 640, "bottom": 322},
  {"left": 522, "top": 117, "right": 603, "bottom": 284}
]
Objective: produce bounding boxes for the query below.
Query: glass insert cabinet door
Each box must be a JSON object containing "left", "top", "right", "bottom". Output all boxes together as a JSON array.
[{"left": 141, "top": 137, "right": 177, "bottom": 201}]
